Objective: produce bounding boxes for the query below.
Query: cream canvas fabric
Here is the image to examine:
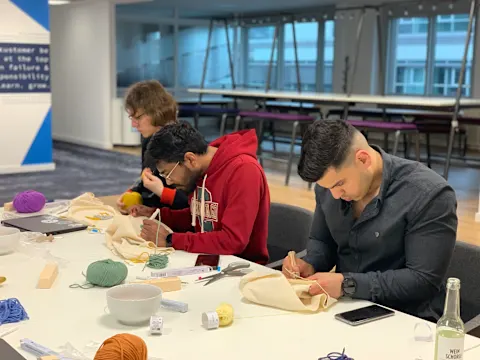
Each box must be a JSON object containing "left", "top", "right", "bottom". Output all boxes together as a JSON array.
[
  {"left": 66, "top": 193, "right": 117, "bottom": 229},
  {"left": 239, "top": 271, "right": 337, "bottom": 312},
  {"left": 105, "top": 214, "right": 174, "bottom": 261}
]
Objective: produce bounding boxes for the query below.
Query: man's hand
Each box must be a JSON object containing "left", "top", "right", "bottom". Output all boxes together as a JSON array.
[
  {"left": 129, "top": 205, "right": 156, "bottom": 218},
  {"left": 143, "top": 168, "right": 164, "bottom": 197},
  {"left": 307, "top": 272, "right": 344, "bottom": 299},
  {"left": 282, "top": 255, "right": 315, "bottom": 279},
  {"left": 140, "top": 219, "right": 169, "bottom": 246},
  {"left": 116, "top": 193, "right": 128, "bottom": 215}
]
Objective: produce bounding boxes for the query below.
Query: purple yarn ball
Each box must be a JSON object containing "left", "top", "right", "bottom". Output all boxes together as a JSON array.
[{"left": 13, "top": 190, "right": 46, "bottom": 213}]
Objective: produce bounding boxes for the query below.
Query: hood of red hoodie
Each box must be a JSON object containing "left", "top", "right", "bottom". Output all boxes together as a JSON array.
[{"left": 205, "top": 130, "right": 258, "bottom": 177}]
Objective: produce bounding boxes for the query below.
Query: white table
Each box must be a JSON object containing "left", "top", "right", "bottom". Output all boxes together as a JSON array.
[
  {"left": 1, "top": 229, "right": 479, "bottom": 360},
  {"left": 188, "top": 88, "right": 480, "bottom": 111}
]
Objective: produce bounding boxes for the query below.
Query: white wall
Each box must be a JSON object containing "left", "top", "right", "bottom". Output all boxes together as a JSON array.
[{"left": 50, "top": 1, "right": 115, "bottom": 149}]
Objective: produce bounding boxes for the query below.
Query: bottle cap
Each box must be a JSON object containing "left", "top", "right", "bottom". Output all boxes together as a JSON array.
[
  {"left": 150, "top": 315, "right": 163, "bottom": 335},
  {"left": 202, "top": 311, "right": 219, "bottom": 330}
]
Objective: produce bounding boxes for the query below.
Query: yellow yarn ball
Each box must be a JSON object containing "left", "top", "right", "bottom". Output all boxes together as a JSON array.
[
  {"left": 216, "top": 303, "right": 234, "bottom": 327},
  {"left": 122, "top": 192, "right": 143, "bottom": 209}
]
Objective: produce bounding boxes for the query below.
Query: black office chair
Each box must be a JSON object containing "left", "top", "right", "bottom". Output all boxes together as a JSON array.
[{"left": 265, "top": 203, "right": 313, "bottom": 269}]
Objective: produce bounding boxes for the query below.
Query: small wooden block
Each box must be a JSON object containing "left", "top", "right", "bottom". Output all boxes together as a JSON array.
[
  {"left": 37, "top": 263, "right": 58, "bottom": 289},
  {"left": 135, "top": 277, "right": 181, "bottom": 292},
  {"left": 3, "top": 202, "right": 14, "bottom": 211}
]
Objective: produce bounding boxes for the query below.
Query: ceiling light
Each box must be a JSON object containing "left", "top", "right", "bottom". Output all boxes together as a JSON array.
[{"left": 49, "top": 0, "right": 71, "bottom": 4}]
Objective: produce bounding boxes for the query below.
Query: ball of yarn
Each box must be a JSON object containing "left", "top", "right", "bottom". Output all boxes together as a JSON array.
[
  {"left": 94, "top": 333, "right": 147, "bottom": 360},
  {"left": 86, "top": 259, "right": 128, "bottom": 287},
  {"left": 0, "top": 298, "right": 29, "bottom": 325},
  {"left": 13, "top": 190, "right": 46, "bottom": 213},
  {"left": 216, "top": 303, "right": 234, "bottom": 327},
  {"left": 122, "top": 192, "right": 143, "bottom": 209}
]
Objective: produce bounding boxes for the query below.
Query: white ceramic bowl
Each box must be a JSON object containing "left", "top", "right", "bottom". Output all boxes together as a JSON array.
[
  {"left": 0, "top": 226, "right": 20, "bottom": 255},
  {"left": 106, "top": 283, "right": 162, "bottom": 325}
]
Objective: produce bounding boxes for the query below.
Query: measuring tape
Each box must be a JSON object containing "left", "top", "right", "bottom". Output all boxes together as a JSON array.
[{"left": 147, "top": 265, "right": 215, "bottom": 278}]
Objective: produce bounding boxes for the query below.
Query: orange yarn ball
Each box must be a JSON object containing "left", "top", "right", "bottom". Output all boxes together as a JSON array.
[{"left": 94, "top": 333, "right": 148, "bottom": 360}]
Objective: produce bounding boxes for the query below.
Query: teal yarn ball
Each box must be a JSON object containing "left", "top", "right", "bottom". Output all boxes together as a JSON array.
[{"left": 85, "top": 259, "right": 128, "bottom": 287}]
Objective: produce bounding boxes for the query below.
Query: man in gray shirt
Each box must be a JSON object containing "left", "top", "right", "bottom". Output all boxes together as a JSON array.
[{"left": 282, "top": 120, "right": 458, "bottom": 321}]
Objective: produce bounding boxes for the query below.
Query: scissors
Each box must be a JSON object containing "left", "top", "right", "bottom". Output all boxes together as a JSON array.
[{"left": 197, "top": 261, "right": 250, "bottom": 286}]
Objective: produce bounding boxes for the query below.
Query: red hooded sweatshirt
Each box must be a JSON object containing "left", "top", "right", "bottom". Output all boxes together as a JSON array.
[{"left": 159, "top": 130, "right": 270, "bottom": 264}]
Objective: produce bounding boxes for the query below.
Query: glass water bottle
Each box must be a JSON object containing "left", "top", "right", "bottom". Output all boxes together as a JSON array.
[{"left": 434, "top": 277, "right": 465, "bottom": 360}]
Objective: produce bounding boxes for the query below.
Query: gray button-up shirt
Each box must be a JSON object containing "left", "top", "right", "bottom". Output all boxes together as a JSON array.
[{"left": 304, "top": 146, "right": 458, "bottom": 320}]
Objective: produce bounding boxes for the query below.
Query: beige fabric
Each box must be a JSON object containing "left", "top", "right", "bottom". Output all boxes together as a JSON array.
[
  {"left": 66, "top": 193, "right": 117, "bottom": 229},
  {"left": 239, "top": 271, "right": 337, "bottom": 312},
  {"left": 105, "top": 214, "right": 174, "bottom": 261}
]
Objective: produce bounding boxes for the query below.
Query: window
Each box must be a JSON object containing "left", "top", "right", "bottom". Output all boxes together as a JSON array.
[
  {"left": 245, "top": 26, "right": 278, "bottom": 89},
  {"left": 177, "top": 26, "right": 236, "bottom": 89},
  {"left": 241, "top": 20, "right": 334, "bottom": 92},
  {"left": 283, "top": 22, "right": 318, "bottom": 91},
  {"left": 116, "top": 21, "right": 174, "bottom": 88},
  {"left": 389, "top": 17, "right": 428, "bottom": 95},
  {"left": 387, "top": 14, "right": 474, "bottom": 96}
]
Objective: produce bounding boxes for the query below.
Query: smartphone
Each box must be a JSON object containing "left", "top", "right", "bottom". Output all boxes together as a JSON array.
[
  {"left": 195, "top": 254, "right": 220, "bottom": 268},
  {"left": 0, "top": 339, "right": 27, "bottom": 360},
  {"left": 334, "top": 304, "right": 395, "bottom": 326}
]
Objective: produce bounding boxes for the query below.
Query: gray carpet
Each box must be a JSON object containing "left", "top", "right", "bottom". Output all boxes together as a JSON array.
[{"left": 0, "top": 141, "right": 142, "bottom": 204}]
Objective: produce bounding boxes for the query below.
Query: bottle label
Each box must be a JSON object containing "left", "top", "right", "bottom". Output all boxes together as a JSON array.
[{"left": 436, "top": 337, "right": 464, "bottom": 360}]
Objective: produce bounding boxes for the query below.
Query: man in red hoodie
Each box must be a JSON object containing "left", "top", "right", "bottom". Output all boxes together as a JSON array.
[{"left": 129, "top": 122, "right": 270, "bottom": 264}]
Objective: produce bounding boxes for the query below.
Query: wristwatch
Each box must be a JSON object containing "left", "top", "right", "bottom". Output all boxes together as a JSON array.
[
  {"left": 341, "top": 275, "right": 357, "bottom": 297},
  {"left": 166, "top": 234, "right": 173, "bottom": 247}
]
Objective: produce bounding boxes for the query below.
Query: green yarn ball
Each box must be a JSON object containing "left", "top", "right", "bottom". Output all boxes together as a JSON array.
[{"left": 85, "top": 259, "right": 128, "bottom": 287}]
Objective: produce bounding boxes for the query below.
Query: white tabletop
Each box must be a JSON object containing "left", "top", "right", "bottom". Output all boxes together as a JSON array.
[
  {"left": 1, "top": 229, "right": 479, "bottom": 360},
  {"left": 188, "top": 88, "right": 480, "bottom": 110}
]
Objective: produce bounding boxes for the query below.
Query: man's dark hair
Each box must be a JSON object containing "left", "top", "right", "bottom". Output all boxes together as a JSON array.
[
  {"left": 145, "top": 121, "right": 208, "bottom": 167},
  {"left": 298, "top": 120, "right": 356, "bottom": 183}
]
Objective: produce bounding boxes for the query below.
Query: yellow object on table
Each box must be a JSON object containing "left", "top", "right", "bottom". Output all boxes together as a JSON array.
[
  {"left": 216, "top": 303, "right": 234, "bottom": 326},
  {"left": 122, "top": 192, "right": 143, "bottom": 209}
]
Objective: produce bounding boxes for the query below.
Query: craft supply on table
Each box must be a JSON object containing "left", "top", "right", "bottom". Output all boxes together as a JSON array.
[
  {"left": 94, "top": 333, "right": 147, "bottom": 360},
  {"left": 13, "top": 190, "right": 47, "bottom": 213},
  {"left": 0, "top": 298, "right": 29, "bottom": 325},
  {"left": 288, "top": 250, "right": 300, "bottom": 278},
  {"left": 70, "top": 259, "right": 128, "bottom": 289},
  {"left": 161, "top": 299, "right": 188, "bottom": 313},
  {"left": 196, "top": 261, "right": 250, "bottom": 286},
  {"left": 150, "top": 315, "right": 163, "bottom": 335},
  {"left": 145, "top": 265, "right": 215, "bottom": 279},
  {"left": 87, "top": 225, "right": 104, "bottom": 234},
  {"left": 144, "top": 253, "right": 168, "bottom": 269},
  {"left": 122, "top": 191, "right": 143, "bottom": 209},
  {"left": 0, "top": 276, "right": 5, "bottom": 284},
  {"left": 318, "top": 348, "right": 353, "bottom": 360},
  {"left": 202, "top": 303, "right": 234, "bottom": 330},
  {"left": 37, "top": 262, "right": 59, "bottom": 289},
  {"left": 20, "top": 339, "right": 67, "bottom": 359},
  {"left": 132, "top": 277, "right": 181, "bottom": 292},
  {"left": 0, "top": 326, "right": 18, "bottom": 338}
]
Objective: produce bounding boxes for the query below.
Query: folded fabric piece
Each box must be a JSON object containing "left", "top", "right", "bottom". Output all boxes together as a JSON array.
[
  {"left": 239, "top": 271, "right": 337, "bottom": 312},
  {"left": 105, "top": 214, "right": 174, "bottom": 261},
  {"left": 66, "top": 193, "right": 117, "bottom": 229}
]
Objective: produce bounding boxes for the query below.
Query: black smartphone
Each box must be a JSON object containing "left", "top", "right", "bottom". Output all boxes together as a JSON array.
[
  {"left": 195, "top": 254, "right": 220, "bottom": 267},
  {"left": 334, "top": 304, "right": 395, "bottom": 326},
  {"left": 0, "top": 339, "right": 27, "bottom": 360}
]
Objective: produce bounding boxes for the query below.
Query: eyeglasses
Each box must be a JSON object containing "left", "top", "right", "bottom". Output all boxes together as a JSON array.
[
  {"left": 128, "top": 113, "right": 146, "bottom": 123},
  {"left": 159, "top": 162, "right": 179, "bottom": 181}
]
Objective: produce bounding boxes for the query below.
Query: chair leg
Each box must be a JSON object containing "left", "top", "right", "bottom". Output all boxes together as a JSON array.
[
  {"left": 193, "top": 113, "right": 199, "bottom": 129},
  {"left": 220, "top": 113, "right": 227, "bottom": 136},
  {"left": 234, "top": 115, "right": 241, "bottom": 132},
  {"left": 463, "top": 133, "right": 468, "bottom": 157},
  {"left": 392, "top": 131, "right": 401, "bottom": 156},
  {"left": 257, "top": 119, "right": 264, "bottom": 167},
  {"left": 286, "top": 121, "right": 299, "bottom": 186},
  {"left": 403, "top": 133, "right": 409, "bottom": 159},
  {"left": 426, "top": 132, "right": 432, "bottom": 168},
  {"left": 415, "top": 131, "right": 420, "bottom": 162},
  {"left": 270, "top": 121, "right": 277, "bottom": 154}
]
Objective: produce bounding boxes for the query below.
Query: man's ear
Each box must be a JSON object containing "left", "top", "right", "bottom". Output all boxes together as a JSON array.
[
  {"left": 184, "top": 152, "right": 197, "bottom": 168},
  {"left": 355, "top": 150, "right": 371, "bottom": 167}
]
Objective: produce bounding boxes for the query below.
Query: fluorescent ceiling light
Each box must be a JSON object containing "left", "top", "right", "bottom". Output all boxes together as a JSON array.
[{"left": 49, "top": 0, "right": 71, "bottom": 5}]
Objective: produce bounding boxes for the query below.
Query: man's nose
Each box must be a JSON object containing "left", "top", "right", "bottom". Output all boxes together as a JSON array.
[{"left": 330, "top": 188, "right": 343, "bottom": 199}]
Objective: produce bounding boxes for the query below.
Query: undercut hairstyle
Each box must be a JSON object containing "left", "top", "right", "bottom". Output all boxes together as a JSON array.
[
  {"left": 145, "top": 122, "right": 209, "bottom": 167},
  {"left": 298, "top": 120, "right": 356, "bottom": 183},
  {"left": 124, "top": 80, "right": 178, "bottom": 127}
]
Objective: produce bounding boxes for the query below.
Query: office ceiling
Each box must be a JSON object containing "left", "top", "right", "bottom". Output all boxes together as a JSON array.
[{"left": 115, "top": 0, "right": 412, "bottom": 18}]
